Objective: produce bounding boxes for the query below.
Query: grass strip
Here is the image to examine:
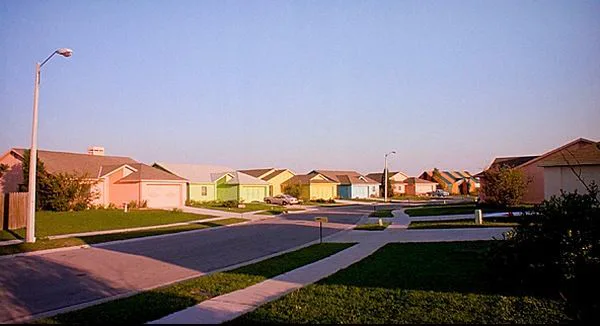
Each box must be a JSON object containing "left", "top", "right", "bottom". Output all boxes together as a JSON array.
[
  {"left": 404, "top": 205, "right": 532, "bottom": 217},
  {"left": 232, "top": 242, "right": 568, "bottom": 324},
  {"left": 37, "top": 243, "right": 355, "bottom": 324},
  {"left": 409, "top": 219, "right": 518, "bottom": 229},
  {"left": 0, "top": 218, "right": 247, "bottom": 256},
  {"left": 34, "top": 209, "right": 215, "bottom": 237}
]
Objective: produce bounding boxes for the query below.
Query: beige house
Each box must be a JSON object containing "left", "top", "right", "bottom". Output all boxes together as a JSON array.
[
  {"left": 366, "top": 171, "right": 409, "bottom": 196},
  {"left": 239, "top": 168, "right": 295, "bottom": 196},
  {"left": 404, "top": 177, "right": 438, "bottom": 195},
  {"left": 540, "top": 141, "right": 600, "bottom": 200},
  {"left": 282, "top": 173, "right": 338, "bottom": 200}
]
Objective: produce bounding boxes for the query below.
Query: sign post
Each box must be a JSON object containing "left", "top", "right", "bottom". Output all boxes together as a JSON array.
[{"left": 314, "top": 216, "right": 328, "bottom": 244}]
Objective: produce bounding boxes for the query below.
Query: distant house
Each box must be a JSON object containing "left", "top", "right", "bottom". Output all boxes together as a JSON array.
[
  {"left": 153, "top": 163, "right": 270, "bottom": 203},
  {"left": 0, "top": 147, "right": 187, "bottom": 208},
  {"left": 309, "top": 170, "right": 379, "bottom": 199},
  {"left": 239, "top": 168, "right": 295, "bottom": 196},
  {"left": 366, "top": 171, "right": 409, "bottom": 196},
  {"left": 420, "top": 170, "right": 478, "bottom": 195},
  {"left": 282, "top": 172, "right": 339, "bottom": 200},
  {"left": 403, "top": 177, "right": 437, "bottom": 196},
  {"left": 477, "top": 138, "right": 598, "bottom": 204}
]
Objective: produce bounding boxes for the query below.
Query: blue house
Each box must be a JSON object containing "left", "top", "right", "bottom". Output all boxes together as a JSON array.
[{"left": 309, "top": 170, "right": 380, "bottom": 199}]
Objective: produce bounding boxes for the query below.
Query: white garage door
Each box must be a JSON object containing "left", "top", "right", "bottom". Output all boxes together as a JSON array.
[{"left": 145, "top": 184, "right": 181, "bottom": 208}]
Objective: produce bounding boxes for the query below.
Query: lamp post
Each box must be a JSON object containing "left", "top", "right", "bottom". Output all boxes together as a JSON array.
[
  {"left": 384, "top": 151, "right": 396, "bottom": 203},
  {"left": 26, "top": 48, "right": 73, "bottom": 243}
]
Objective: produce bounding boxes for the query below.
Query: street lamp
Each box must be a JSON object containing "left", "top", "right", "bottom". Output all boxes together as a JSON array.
[
  {"left": 384, "top": 151, "right": 396, "bottom": 202},
  {"left": 26, "top": 48, "right": 73, "bottom": 243}
]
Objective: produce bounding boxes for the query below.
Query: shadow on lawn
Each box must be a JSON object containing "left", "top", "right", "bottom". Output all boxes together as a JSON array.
[{"left": 316, "top": 241, "right": 534, "bottom": 297}]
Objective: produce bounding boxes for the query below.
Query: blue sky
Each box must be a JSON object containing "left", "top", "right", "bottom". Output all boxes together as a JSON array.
[{"left": 1, "top": 0, "right": 599, "bottom": 176}]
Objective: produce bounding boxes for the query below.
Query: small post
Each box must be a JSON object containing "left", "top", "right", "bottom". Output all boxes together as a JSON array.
[
  {"left": 124, "top": 202, "right": 128, "bottom": 213},
  {"left": 378, "top": 218, "right": 383, "bottom": 226},
  {"left": 320, "top": 221, "right": 322, "bottom": 244},
  {"left": 474, "top": 209, "right": 482, "bottom": 225}
]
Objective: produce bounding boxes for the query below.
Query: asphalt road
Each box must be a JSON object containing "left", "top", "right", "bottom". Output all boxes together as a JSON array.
[{"left": 0, "top": 204, "right": 378, "bottom": 323}]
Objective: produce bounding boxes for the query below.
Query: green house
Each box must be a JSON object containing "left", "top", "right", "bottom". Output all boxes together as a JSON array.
[{"left": 153, "top": 163, "right": 269, "bottom": 203}]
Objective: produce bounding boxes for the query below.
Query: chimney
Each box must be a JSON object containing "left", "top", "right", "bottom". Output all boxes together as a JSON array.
[{"left": 88, "top": 146, "right": 105, "bottom": 156}]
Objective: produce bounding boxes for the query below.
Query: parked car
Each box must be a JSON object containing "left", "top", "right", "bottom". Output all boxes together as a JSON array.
[
  {"left": 264, "top": 194, "right": 299, "bottom": 205},
  {"left": 428, "top": 189, "right": 450, "bottom": 197}
]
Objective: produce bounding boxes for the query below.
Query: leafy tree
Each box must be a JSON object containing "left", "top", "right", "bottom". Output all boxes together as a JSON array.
[
  {"left": 0, "top": 163, "right": 8, "bottom": 178},
  {"left": 432, "top": 168, "right": 445, "bottom": 191},
  {"left": 21, "top": 149, "right": 98, "bottom": 211},
  {"left": 481, "top": 166, "right": 529, "bottom": 207},
  {"left": 489, "top": 184, "right": 600, "bottom": 321},
  {"left": 283, "top": 184, "right": 302, "bottom": 199}
]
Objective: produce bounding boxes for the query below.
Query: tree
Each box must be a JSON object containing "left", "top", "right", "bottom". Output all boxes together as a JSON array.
[
  {"left": 381, "top": 168, "right": 394, "bottom": 198},
  {"left": 481, "top": 166, "right": 529, "bottom": 207},
  {"left": 432, "top": 168, "right": 444, "bottom": 191},
  {"left": 21, "top": 149, "right": 98, "bottom": 211},
  {"left": 283, "top": 184, "right": 302, "bottom": 199},
  {"left": 0, "top": 163, "right": 7, "bottom": 178}
]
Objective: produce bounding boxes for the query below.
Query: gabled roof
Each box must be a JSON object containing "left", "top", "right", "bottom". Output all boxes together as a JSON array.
[
  {"left": 211, "top": 171, "right": 269, "bottom": 185},
  {"left": 11, "top": 148, "right": 138, "bottom": 178},
  {"left": 539, "top": 141, "right": 600, "bottom": 167},
  {"left": 285, "top": 173, "right": 339, "bottom": 185},
  {"left": 153, "top": 163, "right": 234, "bottom": 183},
  {"left": 238, "top": 168, "right": 275, "bottom": 179},
  {"left": 366, "top": 171, "right": 407, "bottom": 183},
  {"left": 422, "top": 170, "right": 474, "bottom": 186},
  {"left": 311, "top": 170, "right": 380, "bottom": 185},
  {"left": 515, "top": 138, "right": 596, "bottom": 169},
  {"left": 404, "top": 177, "right": 437, "bottom": 184},
  {"left": 119, "top": 164, "right": 186, "bottom": 182},
  {"left": 488, "top": 156, "right": 539, "bottom": 170},
  {"left": 262, "top": 169, "right": 295, "bottom": 181}
]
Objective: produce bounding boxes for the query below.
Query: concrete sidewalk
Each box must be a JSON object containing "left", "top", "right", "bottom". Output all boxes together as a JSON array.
[{"left": 150, "top": 241, "right": 386, "bottom": 324}]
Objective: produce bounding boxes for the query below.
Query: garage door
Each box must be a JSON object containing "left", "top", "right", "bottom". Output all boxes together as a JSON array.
[
  {"left": 312, "top": 185, "right": 334, "bottom": 200},
  {"left": 240, "top": 186, "right": 267, "bottom": 202},
  {"left": 145, "top": 184, "right": 181, "bottom": 208},
  {"left": 352, "top": 186, "right": 369, "bottom": 199}
]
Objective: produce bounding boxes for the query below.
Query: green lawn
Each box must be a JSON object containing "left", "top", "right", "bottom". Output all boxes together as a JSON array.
[
  {"left": 232, "top": 242, "right": 568, "bottom": 324},
  {"left": 31, "top": 209, "right": 215, "bottom": 238},
  {"left": 353, "top": 223, "right": 390, "bottom": 231},
  {"left": 409, "top": 219, "right": 519, "bottom": 229},
  {"left": 188, "top": 202, "right": 274, "bottom": 213},
  {"left": 369, "top": 209, "right": 394, "bottom": 217},
  {"left": 38, "top": 243, "right": 355, "bottom": 324},
  {"left": 404, "top": 204, "right": 532, "bottom": 217},
  {"left": 0, "top": 218, "right": 247, "bottom": 256}
]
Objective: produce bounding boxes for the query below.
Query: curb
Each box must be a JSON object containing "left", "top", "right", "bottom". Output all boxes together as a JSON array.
[{"left": 9, "top": 223, "right": 354, "bottom": 324}]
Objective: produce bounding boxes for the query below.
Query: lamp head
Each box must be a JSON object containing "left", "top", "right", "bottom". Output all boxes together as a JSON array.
[{"left": 56, "top": 48, "right": 73, "bottom": 57}]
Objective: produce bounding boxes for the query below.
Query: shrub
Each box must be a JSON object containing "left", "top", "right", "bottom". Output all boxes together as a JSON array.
[
  {"left": 127, "top": 200, "right": 138, "bottom": 209},
  {"left": 222, "top": 200, "right": 238, "bottom": 208},
  {"left": 170, "top": 208, "right": 183, "bottom": 213},
  {"left": 283, "top": 184, "right": 301, "bottom": 198},
  {"left": 107, "top": 203, "right": 117, "bottom": 210},
  {"left": 481, "top": 166, "right": 529, "bottom": 207},
  {"left": 489, "top": 184, "right": 600, "bottom": 321},
  {"left": 139, "top": 200, "right": 148, "bottom": 208}
]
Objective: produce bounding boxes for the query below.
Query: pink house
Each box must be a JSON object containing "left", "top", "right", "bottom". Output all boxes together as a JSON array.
[
  {"left": 478, "top": 138, "right": 596, "bottom": 204},
  {"left": 0, "top": 147, "right": 187, "bottom": 208}
]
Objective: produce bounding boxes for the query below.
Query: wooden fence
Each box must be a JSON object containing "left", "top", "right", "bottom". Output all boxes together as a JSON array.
[{"left": 1, "top": 192, "right": 28, "bottom": 230}]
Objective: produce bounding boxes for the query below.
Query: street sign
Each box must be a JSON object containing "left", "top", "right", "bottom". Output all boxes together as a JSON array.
[
  {"left": 314, "top": 217, "right": 328, "bottom": 223},
  {"left": 315, "top": 217, "right": 328, "bottom": 243}
]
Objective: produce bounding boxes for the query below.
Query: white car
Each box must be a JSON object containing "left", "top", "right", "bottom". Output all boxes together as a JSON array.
[
  {"left": 264, "top": 194, "right": 299, "bottom": 205},
  {"left": 429, "top": 189, "right": 450, "bottom": 197}
]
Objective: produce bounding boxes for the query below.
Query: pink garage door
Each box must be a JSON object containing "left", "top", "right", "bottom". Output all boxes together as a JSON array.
[{"left": 145, "top": 184, "right": 181, "bottom": 208}]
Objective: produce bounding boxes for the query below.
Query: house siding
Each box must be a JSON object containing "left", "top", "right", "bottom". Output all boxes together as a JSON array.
[
  {"left": 543, "top": 165, "right": 600, "bottom": 200},
  {"left": 189, "top": 183, "right": 216, "bottom": 202},
  {"left": 0, "top": 152, "right": 24, "bottom": 193},
  {"left": 217, "top": 184, "right": 238, "bottom": 201},
  {"left": 267, "top": 170, "right": 295, "bottom": 196}
]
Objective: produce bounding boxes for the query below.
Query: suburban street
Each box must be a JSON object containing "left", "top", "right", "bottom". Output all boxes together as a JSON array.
[{"left": 0, "top": 204, "right": 382, "bottom": 323}]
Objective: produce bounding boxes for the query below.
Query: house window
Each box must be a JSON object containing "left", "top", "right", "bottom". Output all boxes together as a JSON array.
[{"left": 201, "top": 186, "right": 207, "bottom": 196}]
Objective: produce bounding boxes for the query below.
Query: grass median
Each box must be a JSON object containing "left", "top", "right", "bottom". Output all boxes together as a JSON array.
[
  {"left": 232, "top": 241, "right": 568, "bottom": 324},
  {"left": 369, "top": 209, "right": 393, "bottom": 217},
  {"left": 353, "top": 223, "right": 390, "bottom": 231},
  {"left": 0, "top": 218, "right": 247, "bottom": 256},
  {"left": 404, "top": 204, "right": 532, "bottom": 217},
  {"left": 36, "top": 242, "right": 355, "bottom": 324},
  {"left": 409, "top": 219, "right": 519, "bottom": 229}
]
